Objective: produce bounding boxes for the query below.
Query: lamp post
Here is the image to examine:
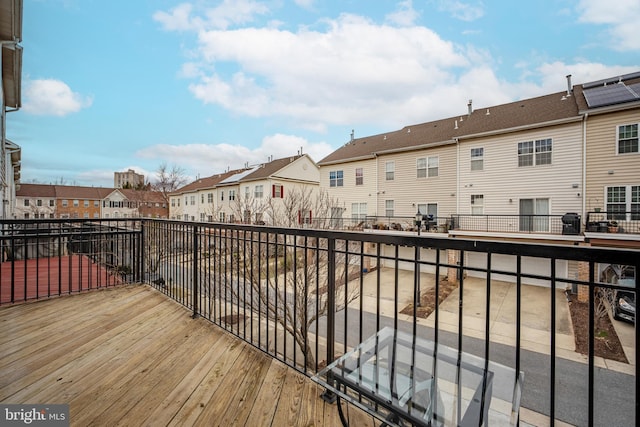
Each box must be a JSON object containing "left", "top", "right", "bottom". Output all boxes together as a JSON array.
[{"left": 415, "top": 211, "right": 423, "bottom": 236}]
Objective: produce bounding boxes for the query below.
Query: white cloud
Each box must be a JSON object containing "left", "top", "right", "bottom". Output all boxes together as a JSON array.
[
  {"left": 183, "top": 13, "right": 470, "bottom": 128},
  {"left": 135, "top": 134, "right": 333, "bottom": 178},
  {"left": 385, "top": 0, "right": 419, "bottom": 27},
  {"left": 22, "top": 79, "right": 92, "bottom": 116},
  {"left": 156, "top": 3, "right": 637, "bottom": 136},
  {"left": 577, "top": 0, "right": 640, "bottom": 51},
  {"left": 153, "top": 0, "right": 269, "bottom": 31},
  {"left": 435, "top": 0, "right": 485, "bottom": 22}
]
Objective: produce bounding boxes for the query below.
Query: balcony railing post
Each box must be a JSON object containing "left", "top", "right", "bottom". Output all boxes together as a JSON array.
[
  {"left": 138, "top": 220, "right": 145, "bottom": 284},
  {"left": 326, "top": 237, "right": 336, "bottom": 364},
  {"left": 192, "top": 224, "right": 199, "bottom": 319},
  {"left": 321, "top": 236, "right": 337, "bottom": 403}
]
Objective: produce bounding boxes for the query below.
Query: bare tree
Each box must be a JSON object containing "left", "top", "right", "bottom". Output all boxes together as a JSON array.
[
  {"left": 204, "top": 187, "right": 360, "bottom": 369},
  {"left": 152, "top": 163, "right": 187, "bottom": 203}
]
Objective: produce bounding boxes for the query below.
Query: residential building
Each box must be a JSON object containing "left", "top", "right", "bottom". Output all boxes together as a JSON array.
[
  {"left": 318, "top": 72, "right": 640, "bottom": 286},
  {"left": 169, "top": 154, "right": 320, "bottom": 226},
  {"left": 574, "top": 72, "right": 640, "bottom": 249},
  {"left": 103, "top": 189, "right": 168, "bottom": 218},
  {"left": 52, "top": 186, "right": 113, "bottom": 219},
  {"left": 169, "top": 169, "right": 246, "bottom": 222},
  {"left": 114, "top": 169, "right": 145, "bottom": 189},
  {"left": 15, "top": 183, "right": 56, "bottom": 219},
  {"left": 1, "top": 0, "right": 23, "bottom": 219}
]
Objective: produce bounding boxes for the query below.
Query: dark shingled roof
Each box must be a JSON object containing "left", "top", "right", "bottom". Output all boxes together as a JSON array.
[
  {"left": 17, "top": 184, "right": 114, "bottom": 199},
  {"left": 171, "top": 169, "right": 249, "bottom": 195},
  {"left": 240, "top": 154, "right": 306, "bottom": 182},
  {"left": 16, "top": 184, "right": 57, "bottom": 198},
  {"left": 319, "top": 90, "right": 580, "bottom": 165}
]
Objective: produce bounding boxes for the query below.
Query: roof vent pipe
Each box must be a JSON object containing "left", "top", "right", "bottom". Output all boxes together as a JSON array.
[
  {"left": 566, "top": 74, "right": 572, "bottom": 96},
  {"left": 350, "top": 129, "right": 354, "bottom": 142},
  {"left": 467, "top": 99, "right": 473, "bottom": 116}
]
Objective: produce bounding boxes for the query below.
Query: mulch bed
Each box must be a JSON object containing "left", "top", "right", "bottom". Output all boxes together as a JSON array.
[
  {"left": 568, "top": 293, "right": 628, "bottom": 364},
  {"left": 400, "top": 279, "right": 459, "bottom": 318}
]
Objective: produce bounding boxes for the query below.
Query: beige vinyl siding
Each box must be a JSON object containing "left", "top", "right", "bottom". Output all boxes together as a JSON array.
[
  {"left": 276, "top": 156, "right": 320, "bottom": 182},
  {"left": 458, "top": 122, "right": 583, "bottom": 216},
  {"left": 320, "top": 159, "right": 377, "bottom": 218},
  {"left": 375, "top": 145, "right": 457, "bottom": 218},
  {"left": 584, "top": 110, "right": 640, "bottom": 212}
]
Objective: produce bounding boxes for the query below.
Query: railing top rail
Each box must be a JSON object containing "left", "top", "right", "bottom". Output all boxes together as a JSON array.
[{"left": 145, "top": 218, "right": 640, "bottom": 266}]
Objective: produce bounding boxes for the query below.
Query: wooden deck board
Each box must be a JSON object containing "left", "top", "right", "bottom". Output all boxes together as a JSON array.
[{"left": 0, "top": 285, "right": 372, "bottom": 426}]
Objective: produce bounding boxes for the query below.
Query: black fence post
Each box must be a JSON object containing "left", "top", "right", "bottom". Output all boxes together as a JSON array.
[
  {"left": 321, "top": 237, "right": 337, "bottom": 403},
  {"left": 192, "top": 224, "right": 199, "bottom": 319},
  {"left": 138, "top": 220, "right": 145, "bottom": 284}
]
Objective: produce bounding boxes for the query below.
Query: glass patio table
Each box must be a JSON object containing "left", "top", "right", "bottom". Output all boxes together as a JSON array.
[{"left": 312, "top": 327, "right": 523, "bottom": 427}]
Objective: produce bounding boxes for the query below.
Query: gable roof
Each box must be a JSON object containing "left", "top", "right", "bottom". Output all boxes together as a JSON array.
[
  {"left": 319, "top": 89, "right": 581, "bottom": 165},
  {"left": 171, "top": 168, "right": 249, "bottom": 195},
  {"left": 240, "top": 154, "right": 307, "bottom": 182},
  {"left": 16, "top": 184, "right": 113, "bottom": 199},
  {"left": 16, "top": 183, "right": 56, "bottom": 198}
]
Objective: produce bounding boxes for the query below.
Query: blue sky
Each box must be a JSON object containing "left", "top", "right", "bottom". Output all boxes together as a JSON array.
[{"left": 8, "top": 0, "right": 640, "bottom": 187}]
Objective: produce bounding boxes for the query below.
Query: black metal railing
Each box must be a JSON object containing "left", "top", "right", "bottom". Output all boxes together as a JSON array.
[
  {"left": 586, "top": 211, "right": 640, "bottom": 235},
  {"left": 450, "top": 214, "right": 581, "bottom": 235},
  {"left": 0, "top": 219, "right": 141, "bottom": 304},
  {"left": 1, "top": 218, "right": 638, "bottom": 426}
]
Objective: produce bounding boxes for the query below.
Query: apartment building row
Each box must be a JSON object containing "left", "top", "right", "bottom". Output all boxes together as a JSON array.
[
  {"left": 318, "top": 72, "right": 639, "bottom": 244},
  {"left": 15, "top": 184, "right": 168, "bottom": 219},
  {"left": 168, "top": 154, "right": 320, "bottom": 226}
]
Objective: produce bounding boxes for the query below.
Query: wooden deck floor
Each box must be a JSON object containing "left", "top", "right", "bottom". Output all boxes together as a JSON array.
[{"left": 0, "top": 285, "right": 375, "bottom": 426}]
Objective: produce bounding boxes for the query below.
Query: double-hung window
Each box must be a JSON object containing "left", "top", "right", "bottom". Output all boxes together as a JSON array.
[
  {"left": 471, "top": 148, "right": 484, "bottom": 171},
  {"left": 418, "top": 156, "right": 439, "bottom": 177},
  {"left": 471, "top": 195, "right": 483, "bottom": 215},
  {"left": 428, "top": 156, "right": 439, "bottom": 177},
  {"left": 607, "top": 185, "right": 640, "bottom": 220},
  {"left": 385, "top": 161, "right": 395, "bottom": 181},
  {"left": 255, "top": 185, "right": 263, "bottom": 198},
  {"left": 229, "top": 190, "right": 236, "bottom": 201},
  {"left": 618, "top": 124, "right": 639, "bottom": 154},
  {"left": 207, "top": 193, "right": 213, "bottom": 203},
  {"left": 272, "top": 185, "right": 283, "bottom": 198},
  {"left": 518, "top": 139, "right": 552, "bottom": 166},
  {"left": 355, "top": 168, "right": 363, "bottom": 185},
  {"left": 329, "top": 170, "right": 344, "bottom": 187}
]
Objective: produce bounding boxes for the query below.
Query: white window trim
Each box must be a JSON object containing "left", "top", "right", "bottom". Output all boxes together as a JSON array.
[{"left": 616, "top": 123, "right": 639, "bottom": 155}]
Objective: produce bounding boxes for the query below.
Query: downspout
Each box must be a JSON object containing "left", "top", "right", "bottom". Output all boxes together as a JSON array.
[
  {"left": 455, "top": 138, "right": 460, "bottom": 214},
  {"left": 374, "top": 153, "right": 379, "bottom": 216},
  {"left": 582, "top": 113, "right": 588, "bottom": 218}
]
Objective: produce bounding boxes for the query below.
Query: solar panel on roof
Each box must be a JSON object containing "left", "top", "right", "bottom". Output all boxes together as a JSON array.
[
  {"left": 583, "top": 83, "right": 639, "bottom": 108},
  {"left": 582, "top": 71, "right": 640, "bottom": 89}
]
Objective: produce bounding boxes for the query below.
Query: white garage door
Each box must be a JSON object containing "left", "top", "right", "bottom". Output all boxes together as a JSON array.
[
  {"left": 464, "top": 252, "right": 568, "bottom": 287},
  {"left": 381, "top": 245, "right": 442, "bottom": 274}
]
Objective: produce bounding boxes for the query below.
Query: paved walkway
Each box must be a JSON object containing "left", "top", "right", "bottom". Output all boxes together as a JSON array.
[{"left": 349, "top": 268, "right": 635, "bottom": 375}]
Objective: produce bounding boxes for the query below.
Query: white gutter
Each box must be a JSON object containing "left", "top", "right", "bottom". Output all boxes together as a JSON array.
[{"left": 457, "top": 116, "right": 583, "bottom": 141}]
